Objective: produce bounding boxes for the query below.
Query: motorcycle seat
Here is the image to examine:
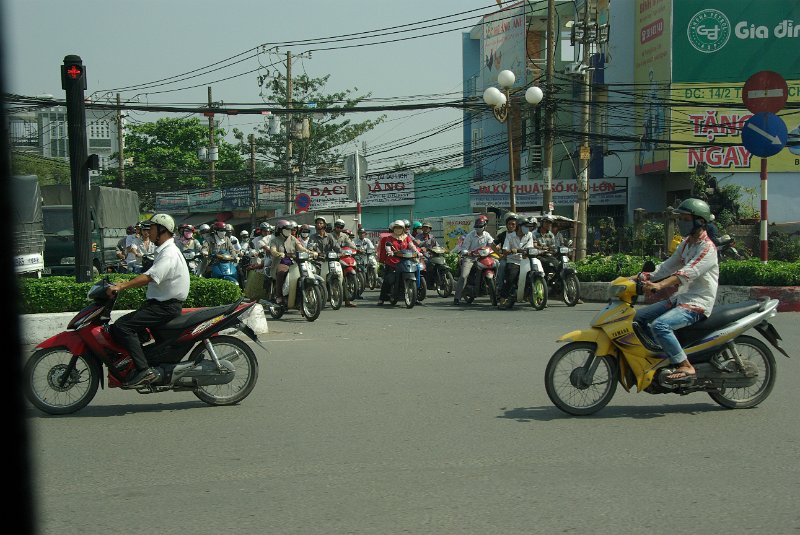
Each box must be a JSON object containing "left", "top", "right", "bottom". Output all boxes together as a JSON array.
[
  {"left": 159, "top": 302, "right": 240, "bottom": 330},
  {"left": 675, "top": 299, "right": 764, "bottom": 345}
]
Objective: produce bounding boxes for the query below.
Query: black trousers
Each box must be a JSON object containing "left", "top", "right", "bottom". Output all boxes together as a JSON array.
[
  {"left": 500, "top": 263, "right": 520, "bottom": 300},
  {"left": 111, "top": 299, "right": 182, "bottom": 370},
  {"left": 379, "top": 266, "right": 397, "bottom": 301}
]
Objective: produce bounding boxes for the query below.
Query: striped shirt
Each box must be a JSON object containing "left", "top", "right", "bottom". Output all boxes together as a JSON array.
[{"left": 649, "top": 230, "right": 719, "bottom": 316}]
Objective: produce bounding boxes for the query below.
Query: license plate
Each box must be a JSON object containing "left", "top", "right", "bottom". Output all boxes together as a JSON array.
[
  {"left": 61, "top": 257, "right": 75, "bottom": 265},
  {"left": 43, "top": 267, "right": 52, "bottom": 275}
]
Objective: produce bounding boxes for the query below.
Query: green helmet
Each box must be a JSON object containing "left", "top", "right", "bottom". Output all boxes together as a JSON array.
[
  {"left": 504, "top": 211, "right": 518, "bottom": 224},
  {"left": 673, "top": 198, "right": 712, "bottom": 223},
  {"left": 412, "top": 220, "right": 423, "bottom": 230}
]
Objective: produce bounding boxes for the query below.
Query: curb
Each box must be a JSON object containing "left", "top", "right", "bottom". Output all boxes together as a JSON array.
[
  {"left": 579, "top": 282, "right": 800, "bottom": 312},
  {"left": 20, "top": 304, "right": 269, "bottom": 346}
]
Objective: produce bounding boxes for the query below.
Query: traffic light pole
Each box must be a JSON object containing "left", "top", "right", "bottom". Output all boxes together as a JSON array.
[{"left": 61, "top": 55, "right": 92, "bottom": 283}]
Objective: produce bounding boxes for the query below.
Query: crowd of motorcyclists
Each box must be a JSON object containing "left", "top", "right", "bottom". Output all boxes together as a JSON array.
[{"left": 114, "top": 212, "right": 578, "bottom": 312}]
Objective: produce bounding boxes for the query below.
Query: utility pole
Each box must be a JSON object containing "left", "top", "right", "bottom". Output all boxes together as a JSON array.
[
  {"left": 249, "top": 134, "right": 257, "bottom": 231},
  {"left": 506, "top": 96, "right": 516, "bottom": 212},
  {"left": 576, "top": 0, "right": 592, "bottom": 260},
  {"left": 61, "top": 55, "right": 92, "bottom": 282},
  {"left": 116, "top": 93, "right": 125, "bottom": 188},
  {"left": 541, "top": 0, "right": 556, "bottom": 214},
  {"left": 285, "top": 51, "right": 293, "bottom": 215},
  {"left": 207, "top": 86, "right": 216, "bottom": 187}
]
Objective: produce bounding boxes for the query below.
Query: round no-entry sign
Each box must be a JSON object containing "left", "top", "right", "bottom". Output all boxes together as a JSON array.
[
  {"left": 743, "top": 71, "right": 788, "bottom": 114},
  {"left": 295, "top": 193, "right": 311, "bottom": 213}
]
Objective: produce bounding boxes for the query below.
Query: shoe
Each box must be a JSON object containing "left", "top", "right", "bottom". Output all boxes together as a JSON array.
[
  {"left": 125, "top": 367, "right": 157, "bottom": 387},
  {"left": 345, "top": 302, "right": 357, "bottom": 308}
]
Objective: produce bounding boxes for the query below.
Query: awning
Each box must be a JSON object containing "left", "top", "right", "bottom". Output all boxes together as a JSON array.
[{"left": 179, "top": 214, "right": 216, "bottom": 226}]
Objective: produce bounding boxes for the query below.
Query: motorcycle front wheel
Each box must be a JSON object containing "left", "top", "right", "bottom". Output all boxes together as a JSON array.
[
  {"left": 24, "top": 348, "right": 101, "bottom": 415},
  {"left": 417, "top": 276, "right": 427, "bottom": 302},
  {"left": 529, "top": 275, "right": 548, "bottom": 310},
  {"left": 343, "top": 273, "right": 357, "bottom": 302},
  {"left": 328, "top": 277, "right": 343, "bottom": 310},
  {"left": 404, "top": 279, "right": 416, "bottom": 309},
  {"left": 192, "top": 335, "right": 259, "bottom": 406},
  {"left": 437, "top": 270, "right": 454, "bottom": 298},
  {"left": 301, "top": 284, "right": 323, "bottom": 322},
  {"left": 709, "top": 335, "right": 776, "bottom": 409},
  {"left": 562, "top": 273, "right": 581, "bottom": 307},
  {"left": 485, "top": 277, "right": 497, "bottom": 306},
  {"left": 356, "top": 272, "right": 366, "bottom": 297},
  {"left": 367, "top": 268, "right": 377, "bottom": 290},
  {"left": 545, "top": 342, "right": 618, "bottom": 416}
]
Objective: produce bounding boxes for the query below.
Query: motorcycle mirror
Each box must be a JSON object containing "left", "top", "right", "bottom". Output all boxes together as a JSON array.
[{"left": 642, "top": 260, "right": 656, "bottom": 272}]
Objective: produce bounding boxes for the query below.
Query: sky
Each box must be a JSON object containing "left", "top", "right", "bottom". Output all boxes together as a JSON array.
[{"left": 4, "top": 0, "right": 501, "bottom": 173}]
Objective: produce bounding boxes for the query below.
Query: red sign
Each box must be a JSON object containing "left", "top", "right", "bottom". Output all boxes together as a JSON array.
[
  {"left": 743, "top": 71, "right": 788, "bottom": 114},
  {"left": 66, "top": 65, "right": 81, "bottom": 79},
  {"left": 294, "top": 193, "right": 311, "bottom": 213}
]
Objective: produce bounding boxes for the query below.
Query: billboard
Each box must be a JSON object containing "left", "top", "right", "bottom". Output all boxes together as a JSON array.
[
  {"left": 672, "top": 0, "right": 800, "bottom": 83},
  {"left": 442, "top": 215, "right": 475, "bottom": 251},
  {"left": 670, "top": 81, "right": 800, "bottom": 172},
  {"left": 634, "top": 0, "right": 673, "bottom": 174},
  {"left": 481, "top": 2, "right": 526, "bottom": 89},
  {"left": 469, "top": 178, "right": 627, "bottom": 208},
  {"left": 365, "top": 171, "right": 415, "bottom": 206}
]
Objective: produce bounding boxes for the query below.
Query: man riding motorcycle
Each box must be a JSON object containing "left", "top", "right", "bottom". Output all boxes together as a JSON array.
[
  {"left": 453, "top": 215, "right": 494, "bottom": 305},
  {"left": 496, "top": 213, "right": 535, "bottom": 309},
  {"left": 415, "top": 221, "right": 439, "bottom": 288},
  {"left": 201, "top": 221, "right": 239, "bottom": 276},
  {"left": 634, "top": 198, "right": 719, "bottom": 383},
  {"left": 269, "top": 219, "right": 313, "bottom": 305}
]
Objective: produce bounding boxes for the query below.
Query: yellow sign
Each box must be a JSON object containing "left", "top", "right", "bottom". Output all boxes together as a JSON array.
[{"left": 670, "top": 82, "right": 800, "bottom": 173}]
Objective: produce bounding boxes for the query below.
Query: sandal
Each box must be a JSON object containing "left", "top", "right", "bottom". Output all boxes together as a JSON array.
[{"left": 664, "top": 368, "right": 697, "bottom": 384}]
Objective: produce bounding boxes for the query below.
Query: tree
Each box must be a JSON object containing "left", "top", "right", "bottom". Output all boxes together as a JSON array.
[
  {"left": 11, "top": 152, "right": 71, "bottom": 184},
  {"left": 235, "top": 73, "right": 385, "bottom": 177},
  {"left": 101, "top": 117, "right": 245, "bottom": 209}
]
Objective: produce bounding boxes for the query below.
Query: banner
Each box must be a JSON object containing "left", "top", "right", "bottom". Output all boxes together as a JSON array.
[
  {"left": 365, "top": 171, "right": 415, "bottom": 206},
  {"left": 442, "top": 215, "right": 475, "bottom": 251},
  {"left": 634, "top": 0, "right": 672, "bottom": 174},
  {"left": 670, "top": 82, "right": 800, "bottom": 172},
  {"left": 222, "top": 186, "right": 251, "bottom": 211},
  {"left": 154, "top": 192, "right": 189, "bottom": 214},
  {"left": 297, "top": 181, "right": 356, "bottom": 211},
  {"left": 188, "top": 189, "right": 222, "bottom": 212},
  {"left": 469, "top": 178, "right": 627, "bottom": 208}
]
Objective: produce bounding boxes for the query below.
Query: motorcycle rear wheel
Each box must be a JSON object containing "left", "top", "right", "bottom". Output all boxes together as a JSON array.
[
  {"left": 529, "top": 275, "right": 548, "bottom": 310},
  {"left": 193, "top": 336, "right": 259, "bottom": 406},
  {"left": 24, "top": 348, "right": 100, "bottom": 415},
  {"left": 562, "top": 273, "right": 581, "bottom": 307},
  {"left": 404, "top": 279, "right": 416, "bottom": 309},
  {"left": 709, "top": 335, "right": 776, "bottom": 409},
  {"left": 545, "top": 342, "right": 618, "bottom": 416},
  {"left": 302, "top": 285, "right": 323, "bottom": 322}
]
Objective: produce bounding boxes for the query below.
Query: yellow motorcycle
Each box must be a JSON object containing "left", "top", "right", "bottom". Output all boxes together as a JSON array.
[{"left": 545, "top": 275, "right": 789, "bottom": 416}]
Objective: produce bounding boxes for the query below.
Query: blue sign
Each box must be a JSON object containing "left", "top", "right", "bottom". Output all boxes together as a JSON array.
[
  {"left": 295, "top": 193, "right": 311, "bottom": 212},
  {"left": 741, "top": 112, "right": 788, "bottom": 158}
]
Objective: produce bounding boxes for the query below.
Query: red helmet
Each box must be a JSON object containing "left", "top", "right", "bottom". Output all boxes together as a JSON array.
[
  {"left": 474, "top": 215, "right": 488, "bottom": 228},
  {"left": 254, "top": 228, "right": 262, "bottom": 236},
  {"left": 212, "top": 221, "right": 226, "bottom": 231}
]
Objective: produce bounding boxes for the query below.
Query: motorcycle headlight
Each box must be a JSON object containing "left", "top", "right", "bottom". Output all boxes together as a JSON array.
[
  {"left": 559, "top": 247, "right": 570, "bottom": 254},
  {"left": 527, "top": 248, "right": 540, "bottom": 256},
  {"left": 327, "top": 252, "right": 339, "bottom": 259}
]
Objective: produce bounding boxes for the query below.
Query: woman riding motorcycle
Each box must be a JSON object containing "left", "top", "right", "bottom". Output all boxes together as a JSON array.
[
  {"left": 269, "top": 219, "right": 313, "bottom": 305},
  {"left": 377, "top": 220, "right": 417, "bottom": 306}
]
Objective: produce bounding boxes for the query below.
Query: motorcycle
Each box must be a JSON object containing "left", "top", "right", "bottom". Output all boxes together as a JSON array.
[
  {"left": 544, "top": 274, "right": 790, "bottom": 416},
  {"left": 427, "top": 245, "right": 454, "bottom": 298},
  {"left": 208, "top": 250, "right": 239, "bottom": 285},
  {"left": 460, "top": 246, "right": 498, "bottom": 306},
  {"left": 182, "top": 249, "right": 201, "bottom": 276},
  {"left": 357, "top": 247, "right": 380, "bottom": 290},
  {"left": 415, "top": 255, "right": 428, "bottom": 302},
  {"left": 340, "top": 246, "right": 360, "bottom": 302},
  {"left": 387, "top": 249, "right": 420, "bottom": 308},
  {"left": 500, "top": 248, "right": 548, "bottom": 310},
  {"left": 716, "top": 234, "right": 747, "bottom": 261},
  {"left": 264, "top": 251, "right": 323, "bottom": 322},
  {"left": 24, "top": 279, "right": 263, "bottom": 415},
  {"left": 539, "top": 244, "right": 581, "bottom": 306},
  {"left": 315, "top": 250, "right": 344, "bottom": 310}
]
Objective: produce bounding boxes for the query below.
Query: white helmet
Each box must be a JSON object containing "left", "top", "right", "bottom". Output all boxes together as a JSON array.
[
  {"left": 149, "top": 213, "right": 176, "bottom": 234},
  {"left": 240, "top": 230, "right": 249, "bottom": 237},
  {"left": 198, "top": 223, "right": 210, "bottom": 234},
  {"left": 390, "top": 219, "right": 405, "bottom": 231}
]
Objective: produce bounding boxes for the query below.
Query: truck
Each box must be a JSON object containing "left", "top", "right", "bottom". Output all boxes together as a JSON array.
[
  {"left": 41, "top": 184, "right": 140, "bottom": 276},
  {"left": 12, "top": 175, "right": 46, "bottom": 277}
]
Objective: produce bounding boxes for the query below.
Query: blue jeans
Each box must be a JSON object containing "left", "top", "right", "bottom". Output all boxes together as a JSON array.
[{"left": 634, "top": 299, "right": 703, "bottom": 364}]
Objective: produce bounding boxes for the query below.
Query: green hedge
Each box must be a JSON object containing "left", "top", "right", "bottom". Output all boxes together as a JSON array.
[
  {"left": 18, "top": 274, "right": 242, "bottom": 314},
  {"left": 575, "top": 254, "right": 800, "bottom": 286}
]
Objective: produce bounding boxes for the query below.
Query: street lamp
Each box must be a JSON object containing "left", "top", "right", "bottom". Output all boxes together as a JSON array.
[{"left": 483, "top": 69, "right": 518, "bottom": 211}]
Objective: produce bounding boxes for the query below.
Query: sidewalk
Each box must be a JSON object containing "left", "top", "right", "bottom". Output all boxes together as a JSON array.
[
  {"left": 579, "top": 282, "right": 800, "bottom": 312},
  {"left": 20, "top": 304, "right": 269, "bottom": 346}
]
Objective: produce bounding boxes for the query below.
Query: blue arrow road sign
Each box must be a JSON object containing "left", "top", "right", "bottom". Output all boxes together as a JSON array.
[{"left": 741, "top": 112, "right": 788, "bottom": 158}]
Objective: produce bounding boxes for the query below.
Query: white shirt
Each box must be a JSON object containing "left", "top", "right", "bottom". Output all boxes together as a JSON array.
[
  {"left": 125, "top": 235, "right": 142, "bottom": 265},
  {"left": 145, "top": 238, "right": 190, "bottom": 301},
  {"left": 457, "top": 230, "right": 494, "bottom": 254},
  {"left": 503, "top": 231, "right": 535, "bottom": 265}
]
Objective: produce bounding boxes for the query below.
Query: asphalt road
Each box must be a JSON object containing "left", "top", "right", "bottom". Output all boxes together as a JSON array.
[{"left": 24, "top": 292, "right": 800, "bottom": 534}]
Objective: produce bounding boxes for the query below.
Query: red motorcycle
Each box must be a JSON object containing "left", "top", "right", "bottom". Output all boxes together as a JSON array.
[
  {"left": 24, "top": 279, "right": 263, "bottom": 415},
  {"left": 340, "top": 246, "right": 359, "bottom": 302},
  {"left": 460, "top": 246, "right": 498, "bottom": 306}
]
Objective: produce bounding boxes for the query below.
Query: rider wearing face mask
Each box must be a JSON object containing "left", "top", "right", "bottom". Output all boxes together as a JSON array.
[
  {"left": 269, "top": 219, "right": 312, "bottom": 304},
  {"left": 376, "top": 220, "right": 417, "bottom": 306},
  {"left": 177, "top": 224, "right": 201, "bottom": 255},
  {"left": 297, "top": 224, "right": 311, "bottom": 247},
  {"left": 201, "top": 221, "right": 239, "bottom": 270},
  {"left": 634, "top": 198, "right": 719, "bottom": 384},
  {"left": 453, "top": 215, "right": 494, "bottom": 305}
]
